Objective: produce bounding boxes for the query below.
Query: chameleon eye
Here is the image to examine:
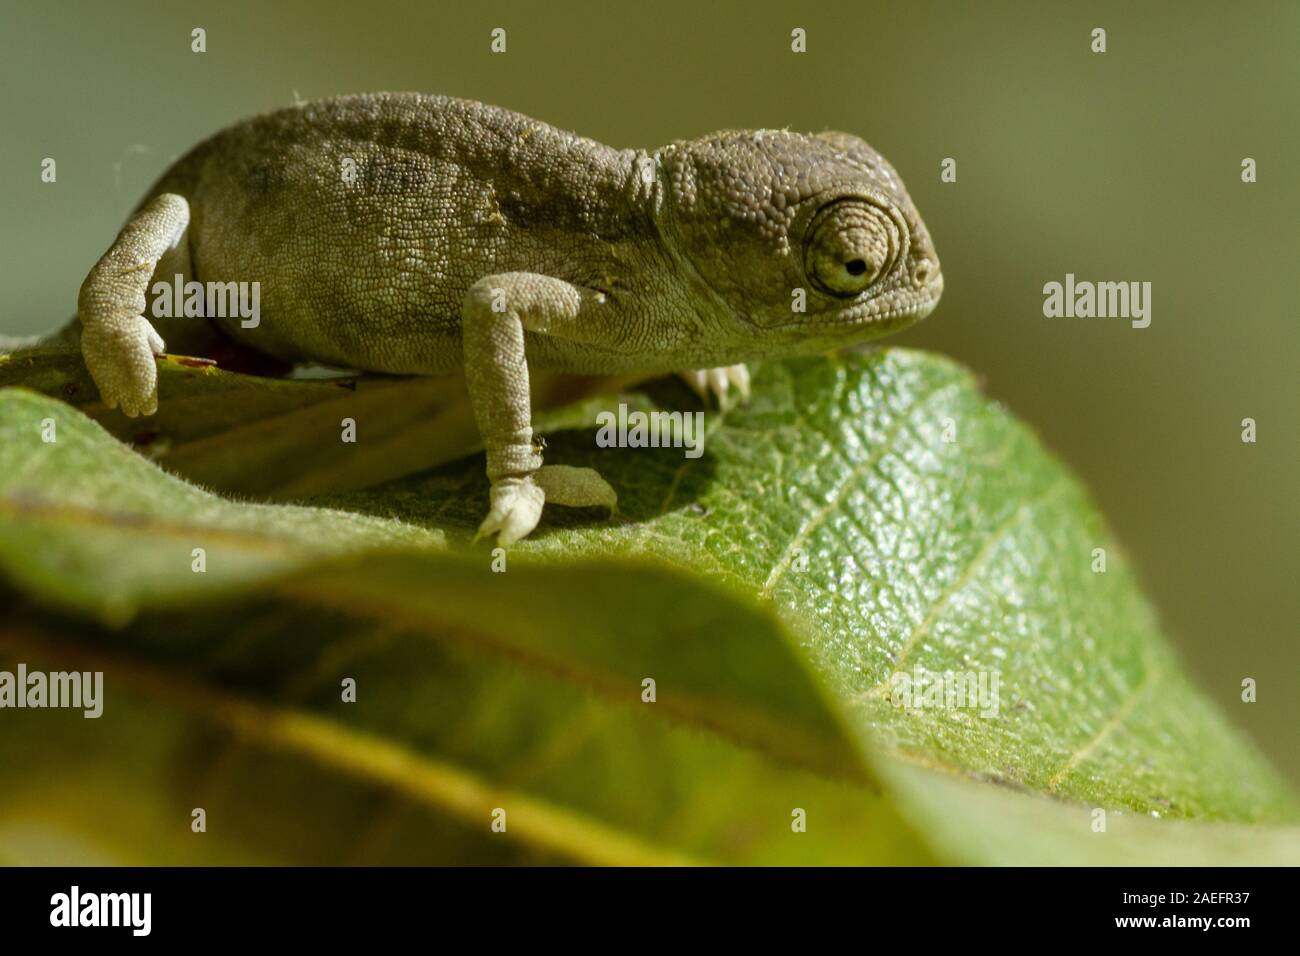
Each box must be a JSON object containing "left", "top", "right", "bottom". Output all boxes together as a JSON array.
[{"left": 804, "top": 199, "right": 902, "bottom": 297}]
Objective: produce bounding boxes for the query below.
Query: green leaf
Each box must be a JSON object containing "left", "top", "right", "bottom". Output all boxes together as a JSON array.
[
  {"left": 0, "top": 383, "right": 928, "bottom": 865},
  {"left": 0, "top": 347, "right": 648, "bottom": 497},
  {"left": 0, "top": 386, "right": 444, "bottom": 620},
  {"left": 0, "top": 347, "right": 1294, "bottom": 864},
  {"left": 2, "top": 555, "right": 930, "bottom": 865},
  {"left": 879, "top": 761, "right": 1300, "bottom": 866},
  {"left": 332, "top": 350, "right": 1296, "bottom": 826}
]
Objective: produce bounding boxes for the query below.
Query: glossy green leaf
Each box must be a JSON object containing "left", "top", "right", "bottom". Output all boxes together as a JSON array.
[
  {"left": 1, "top": 555, "right": 929, "bottom": 865},
  {"left": 333, "top": 350, "right": 1296, "bottom": 826},
  {"left": 0, "top": 347, "right": 1294, "bottom": 865}
]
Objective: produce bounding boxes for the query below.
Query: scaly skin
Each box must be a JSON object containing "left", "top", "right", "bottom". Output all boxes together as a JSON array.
[{"left": 77, "top": 92, "right": 943, "bottom": 544}]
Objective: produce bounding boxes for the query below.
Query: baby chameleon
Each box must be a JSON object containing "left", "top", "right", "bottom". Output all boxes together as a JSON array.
[{"left": 76, "top": 92, "right": 943, "bottom": 544}]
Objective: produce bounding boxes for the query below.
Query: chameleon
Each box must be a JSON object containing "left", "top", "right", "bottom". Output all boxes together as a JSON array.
[{"left": 70, "top": 92, "right": 943, "bottom": 544}]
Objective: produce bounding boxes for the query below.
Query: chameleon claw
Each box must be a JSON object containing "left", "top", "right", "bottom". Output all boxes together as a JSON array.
[
  {"left": 476, "top": 476, "right": 546, "bottom": 547},
  {"left": 678, "top": 364, "right": 751, "bottom": 408},
  {"left": 475, "top": 467, "right": 617, "bottom": 546},
  {"left": 81, "top": 315, "right": 163, "bottom": 419}
]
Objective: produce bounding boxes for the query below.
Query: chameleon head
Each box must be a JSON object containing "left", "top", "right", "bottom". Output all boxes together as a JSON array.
[{"left": 658, "top": 129, "right": 942, "bottom": 353}]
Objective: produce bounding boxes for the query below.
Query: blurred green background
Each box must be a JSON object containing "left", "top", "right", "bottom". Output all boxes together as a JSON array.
[{"left": 2, "top": 0, "right": 1295, "bottom": 783}]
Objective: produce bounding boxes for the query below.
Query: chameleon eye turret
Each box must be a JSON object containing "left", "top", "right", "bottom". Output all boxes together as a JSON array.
[{"left": 803, "top": 199, "right": 903, "bottom": 298}]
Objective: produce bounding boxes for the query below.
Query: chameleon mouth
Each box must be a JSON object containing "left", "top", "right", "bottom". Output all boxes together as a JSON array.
[
  {"left": 852, "top": 266, "right": 943, "bottom": 325},
  {"left": 857, "top": 273, "right": 944, "bottom": 325},
  {"left": 771, "top": 269, "right": 944, "bottom": 334}
]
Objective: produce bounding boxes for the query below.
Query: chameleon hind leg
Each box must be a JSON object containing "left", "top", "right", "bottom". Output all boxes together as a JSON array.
[{"left": 78, "top": 193, "right": 190, "bottom": 417}]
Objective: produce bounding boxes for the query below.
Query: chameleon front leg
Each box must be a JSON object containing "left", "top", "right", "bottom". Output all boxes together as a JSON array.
[
  {"left": 462, "top": 273, "right": 618, "bottom": 545},
  {"left": 78, "top": 193, "right": 190, "bottom": 416}
]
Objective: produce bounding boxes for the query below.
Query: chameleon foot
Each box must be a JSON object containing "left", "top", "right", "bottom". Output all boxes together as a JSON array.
[
  {"left": 477, "top": 476, "right": 545, "bottom": 547},
  {"left": 80, "top": 315, "right": 166, "bottom": 417},
  {"left": 679, "top": 364, "right": 751, "bottom": 408},
  {"left": 476, "top": 466, "right": 617, "bottom": 546}
]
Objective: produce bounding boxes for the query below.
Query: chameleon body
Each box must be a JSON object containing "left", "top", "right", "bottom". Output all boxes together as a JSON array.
[{"left": 76, "top": 92, "right": 943, "bottom": 543}]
